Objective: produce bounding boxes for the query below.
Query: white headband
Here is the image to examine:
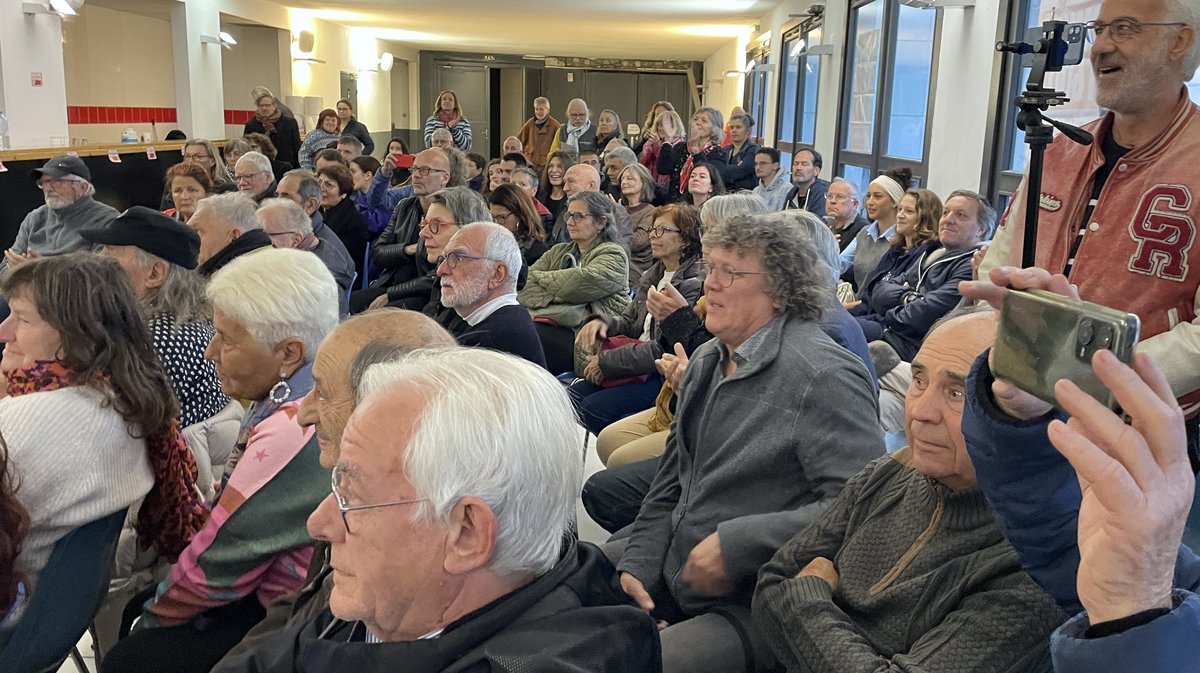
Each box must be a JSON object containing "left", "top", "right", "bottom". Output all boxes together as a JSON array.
[{"left": 870, "top": 175, "right": 905, "bottom": 205}]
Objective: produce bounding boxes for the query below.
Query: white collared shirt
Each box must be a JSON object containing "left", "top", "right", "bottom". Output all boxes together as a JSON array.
[{"left": 462, "top": 292, "right": 520, "bottom": 326}]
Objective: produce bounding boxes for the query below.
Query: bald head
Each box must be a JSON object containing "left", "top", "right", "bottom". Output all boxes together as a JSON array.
[
  {"left": 564, "top": 164, "right": 601, "bottom": 196},
  {"left": 298, "top": 308, "right": 456, "bottom": 467}
]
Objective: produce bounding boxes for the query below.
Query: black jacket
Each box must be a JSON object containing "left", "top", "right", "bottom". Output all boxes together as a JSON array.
[
  {"left": 197, "top": 229, "right": 272, "bottom": 277},
  {"left": 322, "top": 197, "right": 371, "bottom": 280},
  {"left": 372, "top": 196, "right": 425, "bottom": 289},
  {"left": 341, "top": 118, "right": 374, "bottom": 156},
  {"left": 456, "top": 304, "right": 547, "bottom": 369},
  {"left": 244, "top": 115, "right": 302, "bottom": 169},
  {"left": 211, "top": 541, "right": 661, "bottom": 673},
  {"left": 719, "top": 141, "right": 761, "bottom": 191},
  {"left": 784, "top": 178, "right": 829, "bottom": 217}
]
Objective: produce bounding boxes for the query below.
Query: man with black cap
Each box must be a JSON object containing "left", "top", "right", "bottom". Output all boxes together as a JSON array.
[
  {"left": 4, "top": 154, "right": 118, "bottom": 275},
  {"left": 81, "top": 206, "right": 243, "bottom": 648}
]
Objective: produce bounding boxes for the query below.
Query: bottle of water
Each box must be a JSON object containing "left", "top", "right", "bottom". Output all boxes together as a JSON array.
[{"left": 0, "top": 111, "right": 9, "bottom": 151}]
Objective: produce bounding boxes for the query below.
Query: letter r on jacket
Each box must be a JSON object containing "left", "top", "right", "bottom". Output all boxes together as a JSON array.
[{"left": 1127, "top": 185, "right": 1195, "bottom": 282}]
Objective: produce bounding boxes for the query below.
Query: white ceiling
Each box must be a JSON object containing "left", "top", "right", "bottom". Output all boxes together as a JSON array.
[{"left": 88, "top": 0, "right": 781, "bottom": 61}]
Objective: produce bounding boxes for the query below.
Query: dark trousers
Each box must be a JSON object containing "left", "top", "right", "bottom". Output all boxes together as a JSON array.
[
  {"left": 535, "top": 323, "right": 577, "bottom": 374},
  {"left": 581, "top": 456, "right": 659, "bottom": 534},
  {"left": 856, "top": 316, "right": 885, "bottom": 343},
  {"left": 100, "top": 597, "right": 267, "bottom": 673},
  {"left": 568, "top": 373, "right": 664, "bottom": 436}
]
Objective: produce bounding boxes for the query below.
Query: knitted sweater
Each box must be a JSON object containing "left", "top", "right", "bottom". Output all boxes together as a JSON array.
[
  {"left": 753, "top": 448, "right": 1066, "bottom": 673},
  {"left": 0, "top": 388, "right": 152, "bottom": 601},
  {"left": 3, "top": 195, "right": 116, "bottom": 273}
]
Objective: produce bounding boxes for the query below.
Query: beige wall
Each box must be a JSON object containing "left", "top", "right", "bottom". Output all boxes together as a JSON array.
[{"left": 702, "top": 38, "right": 746, "bottom": 121}]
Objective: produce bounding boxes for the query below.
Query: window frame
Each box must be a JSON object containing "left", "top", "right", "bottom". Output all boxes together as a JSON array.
[
  {"left": 984, "top": 0, "right": 1043, "bottom": 215},
  {"left": 743, "top": 41, "right": 771, "bottom": 145},
  {"left": 835, "top": 0, "right": 941, "bottom": 187},
  {"left": 775, "top": 18, "right": 824, "bottom": 164}
]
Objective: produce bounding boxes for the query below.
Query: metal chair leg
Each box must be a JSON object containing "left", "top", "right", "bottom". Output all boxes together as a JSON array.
[{"left": 69, "top": 646, "right": 90, "bottom": 673}]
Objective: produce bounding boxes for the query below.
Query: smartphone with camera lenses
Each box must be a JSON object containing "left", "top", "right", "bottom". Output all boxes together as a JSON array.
[{"left": 992, "top": 289, "right": 1140, "bottom": 411}]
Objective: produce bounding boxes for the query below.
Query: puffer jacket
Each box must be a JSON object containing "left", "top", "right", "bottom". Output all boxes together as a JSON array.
[
  {"left": 519, "top": 240, "right": 629, "bottom": 328},
  {"left": 597, "top": 255, "right": 704, "bottom": 378}
]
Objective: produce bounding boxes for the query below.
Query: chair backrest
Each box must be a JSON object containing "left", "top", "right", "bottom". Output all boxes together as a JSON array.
[{"left": 0, "top": 509, "right": 127, "bottom": 673}]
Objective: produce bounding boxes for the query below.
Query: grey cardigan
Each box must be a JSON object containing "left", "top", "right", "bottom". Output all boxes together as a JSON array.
[{"left": 616, "top": 314, "right": 884, "bottom": 614}]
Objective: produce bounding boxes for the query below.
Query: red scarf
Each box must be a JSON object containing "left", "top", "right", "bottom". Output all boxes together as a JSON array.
[
  {"left": 437, "top": 109, "right": 457, "bottom": 126},
  {"left": 255, "top": 108, "right": 282, "bottom": 134},
  {"left": 6, "top": 361, "right": 208, "bottom": 561},
  {"left": 679, "top": 143, "right": 718, "bottom": 194}
]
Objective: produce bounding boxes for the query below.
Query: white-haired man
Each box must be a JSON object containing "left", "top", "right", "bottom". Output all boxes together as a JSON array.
[
  {"left": 4, "top": 155, "right": 117, "bottom": 275},
  {"left": 193, "top": 193, "right": 272, "bottom": 276},
  {"left": 216, "top": 348, "right": 661, "bottom": 670},
  {"left": 438, "top": 222, "right": 546, "bottom": 367},
  {"left": 980, "top": 0, "right": 1200, "bottom": 446},
  {"left": 234, "top": 151, "right": 278, "bottom": 203},
  {"left": 259, "top": 198, "right": 353, "bottom": 315},
  {"left": 502, "top": 136, "right": 523, "bottom": 155},
  {"left": 548, "top": 98, "right": 596, "bottom": 160}
]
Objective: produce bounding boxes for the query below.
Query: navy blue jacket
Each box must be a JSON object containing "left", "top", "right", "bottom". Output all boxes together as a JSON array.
[{"left": 963, "top": 352, "right": 1200, "bottom": 673}]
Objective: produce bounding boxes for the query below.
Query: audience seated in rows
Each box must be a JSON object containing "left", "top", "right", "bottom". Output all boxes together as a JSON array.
[
  {"left": 438, "top": 222, "right": 547, "bottom": 368},
  {"left": 101, "top": 247, "right": 339, "bottom": 673},
  {"left": 519, "top": 190, "right": 631, "bottom": 373},
  {"left": 257, "top": 198, "right": 353, "bottom": 315},
  {"left": 845, "top": 187, "right": 942, "bottom": 319},
  {"left": 485, "top": 183, "right": 549, "bottom": 268},
  {"left": 0, "top": 254, "right": 207, "bottom": 647},
  {"left": 218, "top": 348, "right": 660, "bottom": 671},
  {"left": 840, "top": 167, "right": 913, "bottom": 295},
  {"left": 569, "top": 202, "right": 704, "bottom": 436},
  {"left": 605, "top": 211, "right": 884, "bottom": 673},
  {"left": 753, "top": 308, "right": 1066, "bottom": 672},
  {"left": 276, "top": 170, "right": 358, "bottom": 296},
  {"left": 547, "top": 162, "right": 634, "bottom": 255}
]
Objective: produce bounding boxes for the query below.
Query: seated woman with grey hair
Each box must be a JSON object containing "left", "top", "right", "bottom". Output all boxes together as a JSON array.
[
  {"left": 371, "top": 186, "right": 492, "bottom": 322},
  {"left": 103, "top": 248, "right": 339, "bottom": 673},
  {"left": 519, "top": 190, "right": 630, "bottom": 373}
]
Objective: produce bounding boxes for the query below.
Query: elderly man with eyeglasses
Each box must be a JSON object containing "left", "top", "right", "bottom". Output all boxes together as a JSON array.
[
  {"left": 216, "top": 347, "right": 661, "bottom": 672},
  {"left": 608, "top": 212, "right": 883, "bottom": 673},
  {"left": 430, "top": 222, "right": 546, "bottom": 367},
  {"left": 980, "top": 0, "right": 1200, "bottom": 456},
  {"left": 233, "top": 151, "right": 278, "bottom": 203},
  {"left": 5, "top": 155, "right": 118, "bottom": 277}
]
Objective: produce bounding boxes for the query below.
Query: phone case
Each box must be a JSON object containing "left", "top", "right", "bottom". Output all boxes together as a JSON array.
[{"left": 992, "top": 289, "right": 1140, "bottom": 411}]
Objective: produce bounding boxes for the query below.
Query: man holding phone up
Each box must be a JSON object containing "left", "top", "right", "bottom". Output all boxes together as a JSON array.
[{"left": 980, "top": 0, "right": 1200, "bottom": 434}]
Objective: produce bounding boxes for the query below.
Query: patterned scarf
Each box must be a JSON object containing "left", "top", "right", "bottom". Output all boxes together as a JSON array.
[
  {"left": 255, "top": 108, "right": 282, "bottom": 134},
  {"left": 6, "top": 361, "right": 208, "bottom": 561},
  {"left": 437, "top": 109, "right": 457, "bottom": 126}
]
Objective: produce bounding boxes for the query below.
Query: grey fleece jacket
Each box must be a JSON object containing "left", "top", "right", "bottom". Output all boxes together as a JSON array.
[
  {"left": 616, "top": 313, "right": 884, "bottom": 614},
  {"left": 753, "top": 448, "right": 1066, "bottom": 673},
  {"left": 4, "top": 195, "right": 116, "bottom": 273}
]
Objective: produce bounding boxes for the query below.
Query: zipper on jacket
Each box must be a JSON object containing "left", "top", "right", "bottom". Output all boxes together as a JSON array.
[{"left": 868, "top": 489, "right": 945, "bottom": 596}]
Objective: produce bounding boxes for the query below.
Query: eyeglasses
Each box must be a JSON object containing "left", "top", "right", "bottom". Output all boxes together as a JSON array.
[
  {"left": 565, "top": 212, "right": 592, "bottom": 223},
  {"left": 438, "top": 251, "right": 492, "bottom": 269},
  {"left": 826, "top": 193, "right": 855, "bottom": 202},
  {"left": 491, "top": 210, "right": 513, "bottom": 223},
  {"left": 266, "top": 230, "right": 300, "bottom": 239},
  {"left": 419, "top": 217, "right": 455, "bottom": 234},
  {"left": 234, "top": 170, "right": 266, "bottom": 183},
  {"left": 330, "top": 464, "right": 427, "bottom": 534},
  {"left": 648, "top": 225, "right": 681, "bottom": 238},
  {"left": 1085, "top": 18, "right": 1186, "bottom": 44},
  {"left": 701, "top": 259, "right": 764, "bottom": 288},
  {"left": 412, "top": 166, "right": 449, "bottom": 177},
  {"left": 183, "top": 153, "right": 212, "bottom": 162},
  {"left": 37, "top": 177, "right": 79, "bottom": 190}
]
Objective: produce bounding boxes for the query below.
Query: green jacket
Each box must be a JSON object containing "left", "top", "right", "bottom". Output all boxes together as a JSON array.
[{"left": 519, "top": 240, "right": 629, "bottom": 328}]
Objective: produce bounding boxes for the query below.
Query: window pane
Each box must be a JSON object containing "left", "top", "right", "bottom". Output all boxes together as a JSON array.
[
  {"left": 885, "top": 5, "right": 936, "bottom": 160},
  {"left": 779, "top": 37, "right": 800, "bottom": 144},
  {"left": 844, "top": 0, "right": 884, "bottom": 153},
  {"left": 841, "top": 164, "right": 872, "bottom": 195},
  {"left": 799, "top": 53, "right": 820, "bottom": 144},
  {"left": 1008, "top": 0, "right": 1042, "bottom": 173}
]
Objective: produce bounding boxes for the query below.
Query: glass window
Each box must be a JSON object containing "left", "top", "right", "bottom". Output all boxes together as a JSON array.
[
  {"left": 841, "top": 164, "right": 872, "bottom": 194},
  {"left": 1008, "top": 0, "right": 1042, "bottom": 173},
  {"left": 885, "top": 5, "right": 936, "bottom": 159},
  {"left": 844, "top": 0, "right": 885, "bottom": 153},
  {"left": 799, "top": 54, "right": 820, "bottom": 144},
  {"left": 779, "top": 37, "right": 801, "bottom": 146}
]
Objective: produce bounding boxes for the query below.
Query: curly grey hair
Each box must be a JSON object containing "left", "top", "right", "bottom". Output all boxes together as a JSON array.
[
  {"left": 426, "top": 185, "right": 492, "bottom": 225},
  {"left": 704, "top": 213, "right": 831, "bottom": 322}
]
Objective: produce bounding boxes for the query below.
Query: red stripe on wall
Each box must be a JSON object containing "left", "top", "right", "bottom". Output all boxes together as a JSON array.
[{"left": 67, "top": 106, "right": 179, "bottom": 125}]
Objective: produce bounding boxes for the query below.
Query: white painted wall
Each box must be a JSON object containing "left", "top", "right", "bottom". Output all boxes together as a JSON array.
[
  {"left": 702, "top": 38, "right": 746, "bottom": 120},
  {"left": 0, "top": 1, "right": 69, "bottom": 148}
]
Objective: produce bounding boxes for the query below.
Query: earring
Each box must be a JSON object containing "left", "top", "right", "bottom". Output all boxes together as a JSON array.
[{"left": 269, "top": 370, "right": 291, "bottom": 404}]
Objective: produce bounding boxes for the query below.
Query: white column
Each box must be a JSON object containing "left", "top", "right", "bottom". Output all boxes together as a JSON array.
[
  {"left": 0, "top": 0, "right": 70, "bottom": 148},
  {"left": 171, "top": 0, "right": 225, "bottom": 140}
]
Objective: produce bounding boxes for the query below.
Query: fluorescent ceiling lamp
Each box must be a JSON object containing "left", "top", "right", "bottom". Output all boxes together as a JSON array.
[{"left": 48, "top": 0, "right": 76, "bottom": 15}]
